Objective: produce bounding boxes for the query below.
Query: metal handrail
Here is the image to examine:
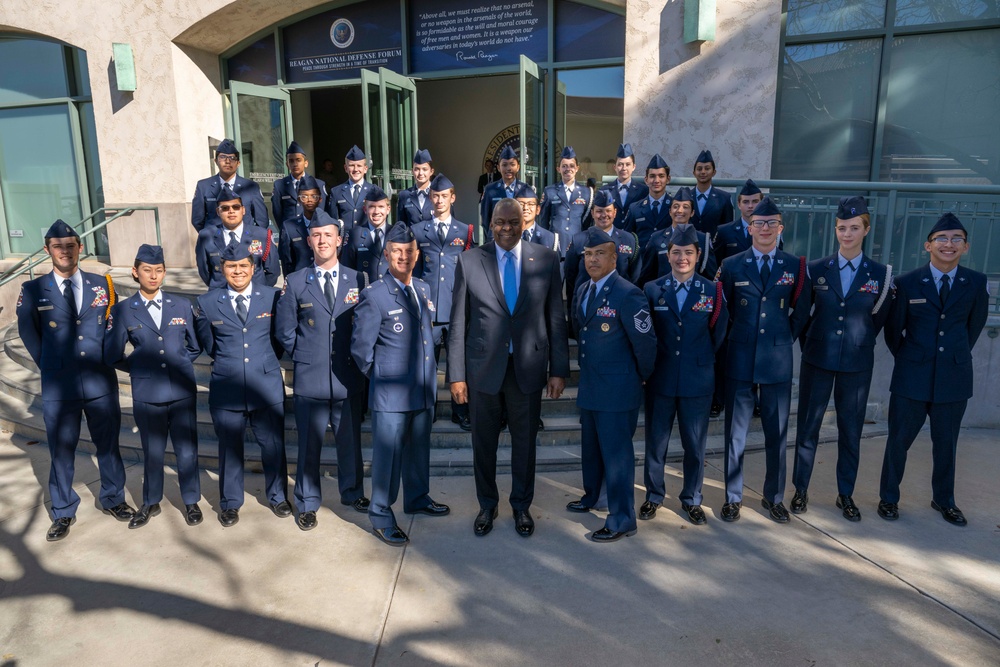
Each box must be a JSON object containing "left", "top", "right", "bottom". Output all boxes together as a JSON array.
[
  {"left": 0, "top": 206, "right": 161, "bottom": 288},
  {"left": 666, "top": 177, "right": 1000, "bottom": 196}
]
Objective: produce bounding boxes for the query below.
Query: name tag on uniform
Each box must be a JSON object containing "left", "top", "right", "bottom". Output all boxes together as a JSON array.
[
  {"left": 909, "top": 298, "right": 927, "bottom": 304},
  {"left": 653, "top": 306, "right": 670, "bottom": 311},
  {"left": 388, "top": 308, "right": 403, "bottom": 315},
  {"left": 212, "top": 320, "right": 224, "bottom": 325},
  {"left": 299, "top": 302, "right": 313, "bottom": 308},
  {"left": 358, "top": 247, "right": 370, "bottom": 252},
  {"left": 209, "top": 252, "right": 220, "bottom": 257},
  {"left": 420, "top": 242, "right": 431, "bottom": 247},
  {"left": 37, "top": 305, "right": 54, "bottom": 311},
  {"left": 735, "top": 281, "right": 750, "bottom": 286},
  {"left": 282, "top": 195, "right": 293, "bottom": 200},
  {"left": 814, "top": 285, "right": 829, "bottom": 291},
  {"left": 291, "top": 237, "right": 302, "bottom": 242},
  {"left": 635, "top": 217, "right": 646, "bottom": 222}
]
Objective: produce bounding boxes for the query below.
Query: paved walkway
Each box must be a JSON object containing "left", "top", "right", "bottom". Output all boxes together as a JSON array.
[{"left": 0, "top": 427, "right": 997, "bottom": 666}]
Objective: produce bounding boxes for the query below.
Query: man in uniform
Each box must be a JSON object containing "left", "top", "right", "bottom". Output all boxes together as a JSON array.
[
  {"left": 411, "top": 174, "right": 475, "bottom": 431},
  {"left": 518, "top": 186, "right": 559, "bottom": 252},
  {"left": 879, "top": 213, "right": 988, "bottom": 526},
  {"left": 196, "top": 185, "right": 278, "bottom": 288},
  {"left": 194, "top": 244, "right": 290, "bottom": 527},
  {"left": 538, "top": 146, "right": 591, "bottom": 257},
  {"left": 272, "top": 141, "right": 328, "bottom": 225},
  {"left": 396, "top": 149, "right": 436, "bottom": 226},
  {"left": 568, "top": 227, "right": 657, "bottom": 542},
  {"left": 480, "top": 145, "right": 531, "bottom": 241},
  {"left": 105, "top": 244, "right": 203, "bottom": 529},
  {"left": 191, "top": 138, "right": 268, "bottom": 231},
  {"left": 276, "top": 215, "right": 369, "bottom": 531},
  {"left": 352, "top": 223, "right": 450, "bottom": 546},
  {"left": 689, "top": 149, "right": 734, "bottom": 238},
  {"left": 278, "top": 175, "right": 332, "bottom": 278},
  {"left": 642, "top": 225, "right": 729, "bottom": 525},
  {"left": 327, "top": 145, "right": 373, "bottom": 233},
  {"left": 719, "top": 197, "right": 811, "bottom": 523},
  {"left": 599, "top": 143, "right": 648, "bottom": 229},
  {"left": 17, "top": 220, "right": 134, "bottom": 541},
  {"left": 341, "top": 185, "right": 392, "bottom": 286},
  {"left": 626, "top": 153, "right": 672, "bottom": 250},
  {"left": 638, "top": 187, "right": 716, "bottom": 287}
]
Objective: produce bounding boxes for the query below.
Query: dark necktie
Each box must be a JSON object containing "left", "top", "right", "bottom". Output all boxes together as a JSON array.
[
  {"left": 619, "top": 183, "right": 628, "bottom": 205},
  {"left": 62, "top": 278, "right": 77, "bottom": 318},
  {"left": 324, "top": 270, "right": 336, "bottom": 310},
  {"left": 373, "top": 228, "right": 383, "bottom": 256},
  {"left": 419, "top": 189, "right": 429, "bottom": 209},
  {"left": 585, "top": 282, "right": 598, "bottom": 319},
  {"left": 698, "top": 194, "right": 707, "bottom": 201},
  {"left": 506, "top": 185, "right": 515, "bottom": 198},
  {"left": 228, "top": 231, "right": 237, "bottom": 249},
  {"left": 651, "top": 200, "right": 660, "bottom": 217},
  {"left": 235, "top": 294, "right": 248, "bottom": 324},
  {"left": 438, "top": 222, "right": 448, "bottom": 243},
  {"left": 353, "top": 184, "right": 361, "bottom": 202},
  {"left": 522, "top": 229, "right": 531, "bottom": 243},
  {"left": 940, "top": 274, "right": 951, "bottom": 306},
  {"left": 841, "top": 260, "right": 855, "bottom": 294},
  {"left": 760, "top": 254, "right": 771, "bottom": 285},
  {"left": 146, "top": 299, "right": 161, "bottom": 327},
  {"left": 406, "top": 284, "right": 420, "bottom": 314},
  {"left": 146, "top": 300, "right": 160, "bottom": 311}
]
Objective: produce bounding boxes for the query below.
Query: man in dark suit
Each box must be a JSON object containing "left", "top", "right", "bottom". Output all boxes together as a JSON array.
[
  {"left": 719, "top": 198, "right": 811, "bottom": 523},
  {"left": 638, "top": 187, "right": 716, "bottom": 287},
  {"left": 327, "top": 145, "right": 373, "bottom": 233},
  {"left": 538, "top": 146, "right": 592, "bottom": 257},
  {"left": 642, "top": 225, "right": 729, "bottom": 525},
  {"left": 194, "top": 244, "right": 290, "bottom": 527},
  {"left": 625, "top": 153, "right": 672, "bottom": 250},
  {"left": 449, "top": 198, "right": 570, "bottom": 538},
  {"left": 16, "top": 220, "right": 134, "bottom": 541},
  {"left": 396, "top": 149, "right": 436, "bottom": 226},
  {"left": 480, "top": 145, "right": 531, "bottom": 242},
  {"left": 352, "top": 223, "right": 450, "bottom": 546},
  {"left": 477, "top": 159, "right": 500, "bottom": 196},
  {"left": 276, "top": 215, "right": 368, "bottom": 531},
  {"left": 195, "top": 185, "right": 278, "bottom": 288},
  {"left": 105, "top": 244, "right": 203, "bottom": 529},
  {"left": 341, "top": 186, "right": 392, "bottom": 286},
  {"left": 277, "top": 175, "right": 329, "bottom": 278},
  {"left": 879, "top": 213, "right": 988, "bottom": 526},
  {"left": 599, "top": 143, "right": 648, "bottom": 229},
  {"left": 191, "top": 138, "right": 268, "bottom": 231},
  {"left": 568, "top": 227, "right": 657, "bottom": 542},
  {"left": 689, "top": 149, "right": 734, "bottom": 238},
  {"left": 272, "top": 141, "right": 328, "bottom": 225}
]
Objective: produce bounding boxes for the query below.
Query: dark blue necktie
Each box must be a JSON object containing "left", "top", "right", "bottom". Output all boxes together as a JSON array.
[
  {"left": 939, "top": 274, "right": 951, "bottom": 306},
  {"left": 760, "top": 254, "right": 771, "bottom": 285},
  {"left": 62, "top": 278, "right": 77, "bottom": 319}
]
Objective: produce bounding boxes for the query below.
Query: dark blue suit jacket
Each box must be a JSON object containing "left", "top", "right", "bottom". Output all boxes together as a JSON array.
[
  {"left": 412, "top": 217, "right": 475, "bottom": 324},
  {"left": 350, "top": 276, "right": 437, "bottom": 412},
  {"left": 885, "top": 264, "right": 988, "bottom": 403},
  {"left": 720, "top": 248, "right": 812, "bottom": 384},
  {"left": 195, "top": 223, "right": 279, "bottom": 289},
  {"left": 104, "top": 291, "right": 200, "bottom": 403},
  {"left": 191, "top": 175, "right": 268, "bottom": 231},
  {"left": 341, "top": 223, "right": 391, "bottom": 287},
  {"left": 278, "top": 216, "right": 314, "bottom": 278},
  {"left": 638, "top": 225, "right": 717, "bottom": 287},
  {"left": 271, "top": 174, "right": 328, "bottom": 224},
  {"left": 573, "top": 272, "right": 657, "bottom": 412},
  {"left": 327, "top": 180, "right": 373, "bottom": 232},
  {"left": 645, "top": 275, "right": 728, "bottom": 397},
  {"left": 480, "top": 179, "right": 531, "bottom": 240},
  {"left": 599, "top": 178, "right": 648, "bottom": 229},
  {"left": 625, "top": 194, "right": 673, "bottom": 250},
  {"left": 275, "top": 265, "right": 365, "bottom": 401},
  {"left": 690, "top": 187, "right": 734, "bottom": 238},
  {"left": 16, "top": 271, "right": 118, "bottom": 401},
  {"left": 538, "top": 182, "right": 592, "bottom": 254},
  {"left": 396, "top": 186, "right": 435, "bottom": 226},
  {"left": 194, "top": 286, "right": 285, "bottom": 411},
  {"left": 564, "top": 227, "right": 641, "bottom": 315},
  {"left": 801, "top": 254, "right": 891, "bottom": 373}
]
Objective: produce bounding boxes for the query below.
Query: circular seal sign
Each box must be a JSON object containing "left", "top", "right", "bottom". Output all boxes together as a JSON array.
[{"left": 330, "top": 19, "right": 355, "bottom": 49}]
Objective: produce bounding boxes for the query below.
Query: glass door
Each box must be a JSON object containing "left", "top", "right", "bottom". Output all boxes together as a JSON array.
[
  {"left": 520, "top": 55, "right": 545, "bottom": 190},
  {"left": 230, "top": 81, "right": 293, "bottom": 221},
  {"left": 361, "top": 68, "right": 418, "bottom": 216}
]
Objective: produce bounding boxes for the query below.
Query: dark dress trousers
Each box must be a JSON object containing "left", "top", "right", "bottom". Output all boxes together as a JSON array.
[
  {"left": 195, "top": 286, "right": 288, "bottom": 510},
  {"left": 637, "top": 225, "right": 717, "bottom": 288},
  {"left": 880, "top": 264, "right": 988, "bottom": 508},
  {"left": 328, "top": 180, "right": 374, "bottom": 234},
  {"left": 625, "top": 194, "right": 673, "bottom": 251},
  {"left": 271, "top": 174, "right": 328, "bottom": 224},
  {"left": 573, "top": 273, "right": 657, "bottom": 532},
  {"left": 644, "top": 275, "right": 729, "bottom": 507},
  {"left": 690, "top": 187, "right": 734, "bottom": 238},
  {"left": 448, "top": 242, "right": 570, "bottom": 510},
  {"left": 793, "top": 255, "right": 890, "bottom": 497},
  {"left": 105, "top": 292, "right": 201, "bottom": 507},
  {"left": 195, "top": 223, "right": 279, "bottom": 289},
  {"left": 479, "top": 179, "right": 531, "bottom": 241},
  {"left": 16, "top": 271, "right": 126, "bottom": 518},
  {"left": 538, "top": 182, "right": 592, "bottom": 255},
  {"left": 191, "top": 175, "right": 268, "bottom": 231},
  {"left": 351, "top": 276, "right": 438, "bottom": 529},
  {"left": 276, "top": 265, "right": 366, "bottom": 512}
]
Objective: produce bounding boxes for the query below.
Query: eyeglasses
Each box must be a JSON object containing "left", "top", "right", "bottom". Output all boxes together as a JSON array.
[
  {"left": 750, "top": 219, "right": 781, "bottom": 228},
  {"left": 298, "top": 194, "right": 321, "bottom": 201},
  {"left": 217, "top": 204, "right": 243, "bottom": 212},
  {"left": 929, "top": 236, "right": 967, "bottom": 246},
  {"left": 216, "top": 154, "right": 239, "bottom": 163},
  {"left": 517, "top": 201, "right": 537, "bottom": 209}
]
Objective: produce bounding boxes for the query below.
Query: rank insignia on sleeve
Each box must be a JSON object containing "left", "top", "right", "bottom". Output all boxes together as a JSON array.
[{"left": 634, "top": 308, "right": 652, "bottom": 333}]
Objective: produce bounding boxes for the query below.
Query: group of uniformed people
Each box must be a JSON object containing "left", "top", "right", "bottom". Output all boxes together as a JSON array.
[{"left": 17, "top": 137, "right": 988, "bottom": 545}]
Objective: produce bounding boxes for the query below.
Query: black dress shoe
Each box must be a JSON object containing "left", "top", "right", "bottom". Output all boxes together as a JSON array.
[
  {"left": 537, "top": 418, "right": 545, "bottom": 431},
  {"left": 513, "top": 509, "right": 534, "bottom": 537},
  {"left": 343, "top": 497, "right": 370, "bottom": 513},
  {"left": 451, "top": 413, "right": 472, "bottom": 431},
  {"left": 219, "top": 508, "right": 240, "bottom": 527},
  {"left": 639, "top": 500, "right": 660, "bottom": 520},
  {"left": 682, "top": 504, "right": 707, "bottom": 525},
  {"left": 753, "top": 405, "right": 762, "bottom": 417},
  {"left": 474, "top": 506, "right": 499, "bottom": 536},
  {"left": 877, "top": 501, "right": 899, "bottom": 521},
  {"left": 46, "top": 516, "right": 76, "bottom": 542},
  {"left": 931, "top": 501, "right": 967, "bottom": 526},
  {"left": 710, "top": 403, "right": 723, "bottom": 418},
  {"left": 721, "top": 502, "right": 741, "bottom": 522},
  {"left": 297, "top": 511, "right": 318, "bottom": 531},
  {"left": 373, "top": 525, "right": 409, "bottom": 546},
  {"left": 128, "top": 504, "right": 161, "bottom": 530},
  {"left": 761, "top": 498, "right": 790, "bottom": 523},
  {"left": 408, "top": 501, "right": 451, "bottom": 516},
  {"left": 566, "top": 500, "right": 591, "bottom": 513},
  {"left": 590, "top": 526, "right": 637, "bottom": 542},
  {"left": 270, "top": 500, "right": 293, "bottom": 518},
  {"left": 836, "top": 495, "right": 861, "bottom": 522},
  {"left": 790, "top": 490, "right": 808, "bottom": 514},
  {"left": 102, "top": 502, "right": 135, "bottom": 522},
  {"left": 184, "top": 503, "right": 203, "bottom": 526}
]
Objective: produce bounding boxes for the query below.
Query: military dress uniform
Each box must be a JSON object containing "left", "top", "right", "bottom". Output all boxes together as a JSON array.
[
  {"left": 105, "top": 276, "right": 202, "bottom": 514},
  {"left": 412, "top": 213, "right": 474, "bottom": 346},
  {"left": 538, "top": 181, "right": 592, "bottom": 256},
  {"left": 191, "top": 176, "right": 268, "bottom": 231},
  {"left": 573, "top": 262, "right": 657, "bottom": 540},
  {"left": 327, "top": 179, "right": 373, "bottom": 233},
  {"left": 271, "top": 174, "right": 328, "bottom": 225},
  {"left": 194, "top": 269, "right": 289, "bottom": 519},
  {"left": 397, "top": 184, "right": 434, "bottom": 226},
  {"left": 638, "top": 225, "right": 717, "bottom": 287},
  {"left": 626, "top": 193, "right": 673, "bottom": 251},
  {"left": 690, "top": 186, "right": 734, "bottom": 238},
  {"left": 564, "top": 227, "right": 641, "bottom": 318},
  {"left": 195, "top": 222, "right": 279, "bottom": 289},
  {"left": 341, "top": 222, "right": 391, "bottom": 286},
  {"left": 719, "top": 238, "right": 811, "bottom": 520},
  {"left": 600, "top": 178, "right": 648, "bottom": 230},
  {"left": 643, "top": 260, "right": 729, "bottom": 521},
  {"left": 523, "top": 224, "right": 558, "bottom": 252}
]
